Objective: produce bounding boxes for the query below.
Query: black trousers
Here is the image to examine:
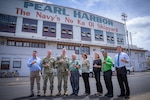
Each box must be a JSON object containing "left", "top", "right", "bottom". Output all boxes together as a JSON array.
[
  {"left": 82, "top": 73, "right": 90, "bottom": 94},
  {"left": 116, "top": 67, "right": 130, "bottom": 96},
  {"left": 103, "top": 70, "right": 113, "bottom": 95},
  {"left": 94, "top": 70, "right": 103, "bottom": 93}
]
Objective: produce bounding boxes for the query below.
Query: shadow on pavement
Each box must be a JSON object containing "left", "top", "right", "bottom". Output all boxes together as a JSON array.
[{"left": 12, "top": 95, "right": 87, "bottom": 100}]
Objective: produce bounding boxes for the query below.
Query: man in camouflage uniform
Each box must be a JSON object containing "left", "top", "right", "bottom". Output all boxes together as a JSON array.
[
  {"left": 42, "top": 50, "right": 55, "bottom": 96},
  {"left": 55, "top": 48, "right": 69, "bottom": 96}
]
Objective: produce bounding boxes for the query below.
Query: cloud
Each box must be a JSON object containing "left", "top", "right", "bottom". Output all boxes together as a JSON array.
[
  {"left": 84, "top": 0, "right": 101, "bottom": 8},
  {"left": 127, "top": 16, "right": 150, "bottom": 50},
  {"left": 71, "top": 0, "right": 81, "bottom": 5}
]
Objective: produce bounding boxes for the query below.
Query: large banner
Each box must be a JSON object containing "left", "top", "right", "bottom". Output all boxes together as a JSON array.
[{"left": 0, "top": 0, "right": 125, "bottom": 34}]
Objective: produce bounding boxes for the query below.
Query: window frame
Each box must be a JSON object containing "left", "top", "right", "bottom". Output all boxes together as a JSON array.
[
  {"left": 1, "top": 61, "right": 10, "bottom": 70},
  {"left": 106, "top": 32, "right": 115, "bottom": 44},
  {"left": 81, "top": 27, "right": 91, "bottom": 41},
  {"left": 43, "top": 21, "right": 56, "bottom": 37},
  {"left": 22, "top": 18, "right": 37, "bottom": 33},
  {"left": 94, "top": 30, "right": 104, "bottom": 41},
  {"left": 61, "top": 24, "right": 73, "bottom": 39},
  {"left": 13, "top": 61, "right": 21, "bottom": 68},
  {"left": 0, "top": 14, "right": 17, "bottom": 33},
  {"left": 117, "top": 34, "right": 124, "bottom": 45}
]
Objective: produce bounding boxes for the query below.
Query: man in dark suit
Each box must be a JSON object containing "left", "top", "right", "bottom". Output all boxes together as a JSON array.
[{"left": 114, "top": 46, "right": 130, "bottom": 99}]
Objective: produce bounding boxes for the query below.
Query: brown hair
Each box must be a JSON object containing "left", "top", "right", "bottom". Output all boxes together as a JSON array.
[{"left": 82, "top": 53, "right": 87, "bottom": 58}]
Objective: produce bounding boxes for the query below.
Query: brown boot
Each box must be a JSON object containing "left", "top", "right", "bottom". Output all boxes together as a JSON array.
[
  {"left": 50, "top": 90, "right": 53, "bottom": 96},
  {"left": 64, "top": 91, "right": 68, "bottom": 96},
  {"left": 43, "top": 90, "right": 46, "bottom": 96},
  {"left": 56, "top": 91, "right": 61, "bottom": 96}
]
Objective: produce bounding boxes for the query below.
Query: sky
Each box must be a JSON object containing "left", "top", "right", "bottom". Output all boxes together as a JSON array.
[{"left": 32, "top": 0, "right": 150, "bottom": 51}]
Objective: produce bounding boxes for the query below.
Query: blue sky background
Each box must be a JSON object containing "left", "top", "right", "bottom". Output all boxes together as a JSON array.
[{"left": 33, "top": 0, "right": 150, "bottom": 51}]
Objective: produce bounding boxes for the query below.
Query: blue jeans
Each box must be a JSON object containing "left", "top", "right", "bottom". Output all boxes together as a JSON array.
[{"left": 70, "top": 71, "right": 80, "bottom": 95}]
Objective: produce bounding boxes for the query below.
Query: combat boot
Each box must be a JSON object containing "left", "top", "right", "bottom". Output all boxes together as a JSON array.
[
  {"left": 64, "top": 91, "right": 68, "bottom": 96},
  {"left": 43, "top": 90, "right": 46, "bottom": 96},
  {"left": 56, "top": 91, "right": 61, "bottom": 96},
  {"left": 50, "top": 90, "right": 53, "bottom": 96}
]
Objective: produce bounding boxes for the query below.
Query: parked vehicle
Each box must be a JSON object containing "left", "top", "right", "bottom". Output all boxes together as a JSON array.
[
  {"left": 111, "top": 65, "right": 134, "bottom": 75},
  {"left": 79, "top": 68, "right": 94, "bottom": 78}
]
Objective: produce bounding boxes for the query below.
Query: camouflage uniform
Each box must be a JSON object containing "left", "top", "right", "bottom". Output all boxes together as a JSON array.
[
  {"left": 42, "top": 56, "right": 55, "bottom": 96},
  {"left": 55, "top": 55, "right": 69, "bottom": 95}
]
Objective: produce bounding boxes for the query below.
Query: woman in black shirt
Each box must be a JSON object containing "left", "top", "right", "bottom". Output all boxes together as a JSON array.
[{"left": 93, "top": 52, "right": 103, "bottom": 96}]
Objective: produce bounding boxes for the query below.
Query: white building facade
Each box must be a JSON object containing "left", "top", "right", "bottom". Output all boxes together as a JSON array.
[{"left": 0, "top": 0, "right": 147, "bottom": 76}]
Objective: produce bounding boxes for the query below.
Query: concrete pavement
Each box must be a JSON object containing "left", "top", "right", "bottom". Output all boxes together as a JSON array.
[{"left": 0, "top": 71, "right": 150, "bottom": 100}]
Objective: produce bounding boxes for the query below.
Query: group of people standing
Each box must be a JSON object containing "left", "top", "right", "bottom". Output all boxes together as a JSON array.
[{"left": 27, "top": 46, "right": 130, "bottom": 99}]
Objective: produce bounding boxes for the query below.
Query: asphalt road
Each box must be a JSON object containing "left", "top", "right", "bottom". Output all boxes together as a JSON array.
[{"left": 0, "top": 72, "right": 150, "bottom": 100}]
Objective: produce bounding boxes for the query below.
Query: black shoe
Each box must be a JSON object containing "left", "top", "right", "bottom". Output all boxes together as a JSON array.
[
  {"left": 37, "top": 94, "right": 40, "bottom": 97},
  {"left": 94, "top": 92, "right": 102, "bottom": 96},
  {"left": 83, "top": 93, "right": 89, "bottom": 96},
  {"left": 117, "top": 94, "right": 125, "bottom": 97},
  {"left": 125, "top": 96, "right": 130, "bottom": 99},
  {"left": 70, "top": 93, "right": 75, "bottom": 96},
  {"left": 75, "top": 94, "right": 78, "bottom": 96},
  {"left": 29, "top": 94, "right": 34, "bottom": 97},
  {"left": 104, "top": 93, "right": 109, "bottom": 96},
  {"left": 107, "top": 94, "right": 113, "bottom": 97}
]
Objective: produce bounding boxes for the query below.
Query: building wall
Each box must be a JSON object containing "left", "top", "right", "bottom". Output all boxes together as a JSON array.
[{"left": 0, "top": 0, "right": 148, "bottom": 76}]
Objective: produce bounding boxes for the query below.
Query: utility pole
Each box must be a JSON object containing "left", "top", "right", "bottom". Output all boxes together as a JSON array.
[
  {"left": 121, "top": 13, "right": 130, "bottom": 56},
  {"left": 121, "top": 13, "right": 131, "bottom": 67}
]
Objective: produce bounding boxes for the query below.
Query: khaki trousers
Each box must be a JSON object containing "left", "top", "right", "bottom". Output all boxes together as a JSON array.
[{"left": 30, "top": 71, "right": 41, "bottom": 93}]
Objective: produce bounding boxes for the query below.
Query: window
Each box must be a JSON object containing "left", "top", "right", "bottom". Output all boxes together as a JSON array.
[
  {"left": 7, "top": 40, "right": 15, "bottom": 46},
  {"left": 75, "top": 46, "right": 90, "bottom": 55},
  {"left": 23, "top": 42, "right": 30, "bottom": 47},
  {"left": 75, "top": 46, "right": 80, "bottom": 54},
  {"left": 117, "top": 34, "right": 124, "bottom": 45},
  {"left": 94, "top": 30, "right": 104, "bottom": 41},
  {"left": 0, "top": 14, "right": 17, "bottom": 33},
  {"left": 69, "top": 46, "right": 74, "bottom": 50},
  {"left": 85, "top": 47, "right": 90, "bottom": 55},
  {"left": 1, "top": 61, "right": 10, "bottom": 70},
  {"left": 7, "top": 40, "right": 45, "bottom": 48},
  {"left": 13, "top": 61, "right": 21, "bottom": 68},
  {"left": 16, "top": 41, "right": 22, "bottom": 47},
  {"left": 61, "top": 24, "right": 73, "bottom": 39},
  {"left": 57, "top": 44, "right": 64, "bottom": 49},
  {"left": 81, "top": 27, "right": 91, "bottom": 41},
  {"left": 22, "top": 18, "right": 37, "bottom": 33},
  {"left": 31, "top": 42, "right": 39, "bottom": 48},
  {"left": 39, "top": 43, "right": 45, "bottom": 48},
  {"left": 1, "top": 58, "right": 10, "bottom": 70},
  {"left": 43, "top": 21, "right": 56, "bottom": 37},
  {"left": 106, "top": 32, "right": 115, "bottom": 44},
  {"left": 139, "top": 53, "right": 144, "bottom": 57}
]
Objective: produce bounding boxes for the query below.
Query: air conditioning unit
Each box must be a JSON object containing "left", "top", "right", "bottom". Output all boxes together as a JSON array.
[
  {"left": 51, "top": 28, "right": 55, "bottom": 33},
  {"left": 31, "top": 25, "right": 37, "bottom": 30},
  {"left": 81, "top": 32, "right": 86, "bottom": 37},
  {"left": 87, "top": 33, "right": 91, "bottom": 37},
  {"left": 95, "top": 35, "right": 99, "bottom": 39},
  {"left": 68, "top": 30, "right": 72, "bottom": 35},
  {"left": 9, "top": 22, "right": 15, "bottom": 28},
  {"left": 62, "top": 29, "right": 66, "bottom": 34},
  {"left": 23, "top": 24, "right": 29, "bottom": 30}
]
